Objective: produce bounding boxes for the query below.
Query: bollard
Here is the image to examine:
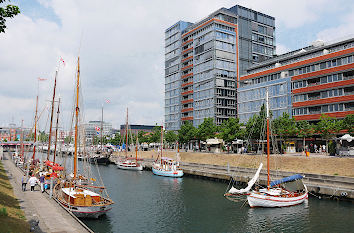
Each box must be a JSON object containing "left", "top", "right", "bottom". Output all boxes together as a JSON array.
[{"left": 49, "top": 177, "right": 54, "bottom": 199}]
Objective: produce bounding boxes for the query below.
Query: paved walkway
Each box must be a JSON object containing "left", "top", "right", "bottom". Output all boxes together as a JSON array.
[{"left": 2, "top": 153, "right": 91, "bottom": 233}]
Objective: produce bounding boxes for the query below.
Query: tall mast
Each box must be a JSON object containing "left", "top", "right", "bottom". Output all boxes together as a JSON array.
[
  {"left": 101, "top": 104, "right": 103, "bottom": 152},
  {"left": 266, "top": 88, "right": 270, "bottom": 189},
  {"left": 160, "top": 125, "right": 163, "bottom": 164},
  {"left": 125, "top": 108, "right": 128, "bottom": 157},
  {"left": 47, "top": 70, "right": 58, "bottom": 161},
  {"left": 20, "top": 120, "right": 24, "bottom": 158},
  {"left": 53, "top": 97, "right": 61, "bottom": 163},
  {"left": 74, "top": 57, "right": 80, "bottom": 179},
  {"left": 32, "top": 95, "right": 38, "bottom": 160},
  {"left": 135, "top": 137, "right": 138, "bottom": 162}
]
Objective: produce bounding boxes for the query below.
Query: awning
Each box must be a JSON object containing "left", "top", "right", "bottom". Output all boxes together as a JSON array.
[
  {"left": 340, "top": 134, "right": 354, "bottom": 143},
  {"left": 270, "top": 174, "right": 304, "bottom": 187}
]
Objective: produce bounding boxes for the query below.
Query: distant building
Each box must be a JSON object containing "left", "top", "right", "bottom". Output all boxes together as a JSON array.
[
  {"left": 0, "top": 124, "right": 31, "bottom": 141},
  {"left": 120, "top": 125, "right": 156, "bottom": 137},
  {"left": 238, "top": 37, "right": 354, "bottom": 123},
  {"left": 164, "top": 5, "right": 276, "bottom": 130},
  {"left": 85, "top": 121, "right": 112, "bottom": 138}
]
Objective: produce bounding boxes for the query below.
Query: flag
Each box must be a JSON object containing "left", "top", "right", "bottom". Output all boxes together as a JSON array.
[
  {"left": 60, "top": 57, "right": 65, "bottom": 66},
  {"left": 95, "top": 126, "right": 100, "bottom": 135},
  {"left": 38, "top": 77, "right": 47, "bottom": 81},
  {"left": 105, "top": 99, "right": 110, "bottom": 104}
]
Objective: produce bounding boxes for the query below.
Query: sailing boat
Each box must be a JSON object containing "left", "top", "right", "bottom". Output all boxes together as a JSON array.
[
  {"left": 116, "top": 108, "right": 143, "bottom": 171},
  {"left": 225, "top": 90, "right": 308, "bottom": 207},
  {"left": 54, "top": 56, "right": 114, "bottom": 218},
  {"left": 89, "top": 105, "right": 111, "bottom": 165},
  {"left": 152, "top": 126, "right": 183, "bottom": 178}
]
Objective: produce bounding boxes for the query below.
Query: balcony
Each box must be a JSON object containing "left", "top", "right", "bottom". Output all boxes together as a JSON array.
[
  {"left": 181, "top": 98, "right": 193, "bottom": 104},
  {"left": 181, "top": 90, "right": 193, "bottom": 96},
  {"left": 181, "top": 72, "right": 193, "bottom": 79},
  {"left": 181, "top": 107, "right": 193, "bottom": 113},
  {"left": 181, "top": 116, "right": 193, "bottom": 121}
]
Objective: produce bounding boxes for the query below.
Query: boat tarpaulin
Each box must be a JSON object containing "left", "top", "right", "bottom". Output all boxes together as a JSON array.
[{"left": 270, "top": 174, "right": 304, "bottom": 187}]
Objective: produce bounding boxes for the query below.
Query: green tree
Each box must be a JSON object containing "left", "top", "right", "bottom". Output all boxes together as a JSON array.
[
  {"left": 245, "top": 104, "right": 268, "bottom": 144},
  {"left": 195, "top": 118, "right": 216, "bottom": 141},
  {"left": 178, "top": 121, "right": 195, "bottom": 145},
  {"left": 273, "top": 112, "right": 298, "bottom": 151},
  {"left": 0, "top": 0, "right": 20, "bottom": 33},
  {"left": 296, "top": 120, "right": 314, "bottom": 152},
  {"left": 315, "top": 114, "right": 342, "bottom": 155},
  {"left": 149, "top": 126, "right": 162, "bottom": 143},
  {"left": 219, "top": 117, "right": 243, "bottom": 144},
  {"left": 342, "top": 114, "right": 354, "bottom": 135},
  {"left": 165, "top": 130, "right": 177, "bottom": 145}
]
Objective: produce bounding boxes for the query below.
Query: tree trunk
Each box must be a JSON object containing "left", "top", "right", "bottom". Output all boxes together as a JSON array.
[
  {"left": 303, "top": 137, "right": 306, "bottom": 152},
  {"left": 326, "top": 139, "right": 328, "bottom": 156}
]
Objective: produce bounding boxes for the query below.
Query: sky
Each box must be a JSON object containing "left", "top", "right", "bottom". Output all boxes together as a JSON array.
[{"left": 0, "top": 0, "right": 353, "bottom": 131}]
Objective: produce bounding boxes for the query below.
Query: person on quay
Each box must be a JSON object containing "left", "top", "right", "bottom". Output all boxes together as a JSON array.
[
  {"left": 39, "top": 174, "right": 45, "bottom": 193},
  {"left": 28, "top": 175, "right": 39, "bottom": 192},
  {"left": 21, "top": 174, "right": 28, "bottom": 191}
]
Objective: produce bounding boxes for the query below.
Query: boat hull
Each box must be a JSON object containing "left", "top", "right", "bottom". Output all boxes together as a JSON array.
[
  {"left": 247, "top": 192, "right": 308, "bottom": 208},
  {"left": 152, "top": 167, "right": 183, "bottom": 178},
  {"left": 116, "top": 163, "right": 143, "bottom": 171},
  {"left": 89, "top": 157, "right": 110, "bottom": 165},
  {"left": 58, "top": 199, "right": 112, "bottom": 218}
]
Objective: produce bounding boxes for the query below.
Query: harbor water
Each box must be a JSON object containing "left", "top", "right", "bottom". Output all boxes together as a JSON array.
[{"left": 35, "top": 153, "right": 353, "bottom": 233}]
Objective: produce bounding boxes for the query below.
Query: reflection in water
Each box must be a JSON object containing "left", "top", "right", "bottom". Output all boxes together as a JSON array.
[
  {"left": 246, "top": 200, "right": 310, "bottom": 233},
  {"left": 24, "top": 153, "right": 354, "bottom": 233}
]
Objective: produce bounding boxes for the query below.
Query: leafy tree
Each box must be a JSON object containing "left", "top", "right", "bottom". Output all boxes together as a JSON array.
[
  {"left": 315, "top": 114, "right": 342, "bottom": 154},
  {"left": 149, "top": 126, "right": 162, "bottom": 143},
  {"left": 296, "top": 120, "right": 314, "bottom": 152},
  {"left": 273, "top": 112, "right": 298, "bottom": 151},
  {"left": 39, "top": 131, "right": 48, "bottom": 142},
  {"left": 245, "top": 104, "right": 268, "bottom": 145},
  {"left": 342, "top": 114, "right": 354, "bottom": 134},
  {"left": 195, "top": 118, "right": 216, "bottom": 141},
  {"left": 178, "top": 121, "right": 195, "bottom": 145},
  {"left": 0, "top": 0, "right": 20, "bottom": 33},
  {"left": 219, "top": 117, "right": 243, "bottom": 144},
  {"left": 165, "top": 130, "right": 177, "bottom": 145}
]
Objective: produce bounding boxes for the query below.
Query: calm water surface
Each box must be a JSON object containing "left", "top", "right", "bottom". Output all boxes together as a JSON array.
[{"left": 32, "top": 152, "right": 354, "bottom": 233}]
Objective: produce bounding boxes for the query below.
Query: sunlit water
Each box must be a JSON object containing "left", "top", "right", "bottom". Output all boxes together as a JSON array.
[{"left": 29, "top": 152, "right": 354, "bottom": 233}]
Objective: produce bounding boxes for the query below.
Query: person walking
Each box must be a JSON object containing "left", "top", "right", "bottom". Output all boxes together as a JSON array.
[
  {"left": 28, "top": 175, "right": 39, "bottom": 192},
  {"left": 21, "top": 174, "right": 28, "bottom": 191},
  {"left": 39, "top": 174, "right": 45, "bottom": 193}
]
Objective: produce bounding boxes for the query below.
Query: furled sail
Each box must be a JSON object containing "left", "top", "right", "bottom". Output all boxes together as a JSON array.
[{"left": 227, "top": 163, "right": 263, "bottom": 194}]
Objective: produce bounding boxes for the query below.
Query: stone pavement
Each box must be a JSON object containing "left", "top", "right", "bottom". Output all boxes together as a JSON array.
[{"left": 2, "top": 153, "right": 91, "bottom": 233}]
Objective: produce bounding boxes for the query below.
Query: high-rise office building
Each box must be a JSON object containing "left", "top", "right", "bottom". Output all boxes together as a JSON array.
[{"left": 164, "top": 5, "right": 275, "bottom": 131}]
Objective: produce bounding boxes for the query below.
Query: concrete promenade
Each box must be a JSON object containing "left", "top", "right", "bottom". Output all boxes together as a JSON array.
[{"left": 2, "top": 153, "right": 91, "bottom": 233}]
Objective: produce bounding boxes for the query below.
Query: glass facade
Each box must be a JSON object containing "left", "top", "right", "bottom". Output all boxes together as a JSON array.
[
  {"left": 238, "top": 77, "right": 291, "bottom": 123},
  {"left": 164, "top": 6, "right": 275, "bottom": 130}
]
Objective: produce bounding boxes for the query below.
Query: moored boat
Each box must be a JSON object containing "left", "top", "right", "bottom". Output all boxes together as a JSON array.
[
  {"left": 152, "top": 126, "right": 183, "bottom": 178},
  {"left": 225, "top": 89, "right": 308, "bottom": 208}
]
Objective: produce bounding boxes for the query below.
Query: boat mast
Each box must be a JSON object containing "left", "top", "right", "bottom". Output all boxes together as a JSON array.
[
  {"left": 101, "top": 104, "right": 103, "bottom": 152},
  {"left": 20, "top": 119, "right": 24, "bottom": 158},
  {"left": 32, "top": 93, "right": 39, "bottom": 160},
  {"left": 160, "top": 125, "right": 163, "bottom": 164},
  {"left": 53, "top": 97, "right": 60, "bottom": 163},
  {"left": 74, "top": 57, "right": 80, "bottom": 179},
  {"left": 266, "top": 88, "right": 270, "bottom": 189},
  {"left": 125, "top": 108, "right": 128, "bottom": 157},
  {"left": 135, "top": 137, "right": 138, "bottom": 162},
  {"left": 47, "top": 70, "right": 58, "bottom": 161}
]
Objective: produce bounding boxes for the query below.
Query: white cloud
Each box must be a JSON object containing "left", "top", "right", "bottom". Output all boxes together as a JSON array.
[
  {"left": 276, "top": 43, "right": 291, "bottom": 55},
  {"left": 0, "top": 0, "right": 353, "bottom": 130},
  {"left": 316, "top": 6, "right": 354, "bottom": 42}
]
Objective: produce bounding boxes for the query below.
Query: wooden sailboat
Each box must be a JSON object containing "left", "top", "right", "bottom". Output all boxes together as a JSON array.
[
  {"left": 225, "top": 89, "right": 308, "bottom": 207},
  {"left": 152, "top": 126, "right": 183, "bottom": 178},
  {"left": 116, "top": 108, "right": 143, "bottom": 171},
  {"left": 89, "top": 105, "right": 110, "bottom": 165},
  {"left": 54, "top": 56, "right": 114, "bottom": 218}
]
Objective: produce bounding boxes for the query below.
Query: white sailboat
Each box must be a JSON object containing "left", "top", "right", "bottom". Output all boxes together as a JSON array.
[
  {"left": 225, "top": 89, "right": 308, "bottom": 207},
  {"left": 152, "top": 126, "right": 183, "bottom": 178},
  {"left": 116, "top": 108, "right": 143, "bottom": 171}
]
